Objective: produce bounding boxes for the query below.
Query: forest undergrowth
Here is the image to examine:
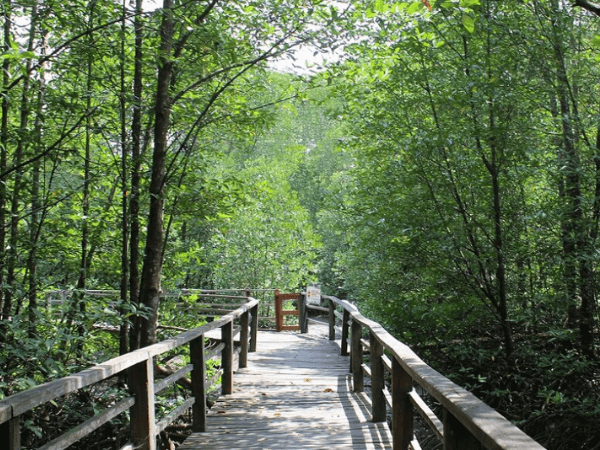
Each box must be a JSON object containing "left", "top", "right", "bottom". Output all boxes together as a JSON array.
[{"left": 417, "top": 318, "right": 600, "bottom": 450}]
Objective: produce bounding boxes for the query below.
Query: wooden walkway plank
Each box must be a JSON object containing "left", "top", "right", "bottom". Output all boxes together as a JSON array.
[{"left": 179, "top": 324, "right": 393, "bottom": 450}]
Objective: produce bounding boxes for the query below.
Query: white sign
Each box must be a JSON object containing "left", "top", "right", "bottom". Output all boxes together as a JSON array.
[{"left": 306, "top": 286, "right": 321, "bottom": 305}]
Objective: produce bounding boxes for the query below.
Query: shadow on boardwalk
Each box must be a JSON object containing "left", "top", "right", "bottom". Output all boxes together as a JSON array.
[{"left": 179, "top": 323, "right": 392, "bottom": 449}]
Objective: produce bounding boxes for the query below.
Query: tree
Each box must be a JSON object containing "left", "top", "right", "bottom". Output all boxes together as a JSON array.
[{"left": 135, "top": 0, "right": 344, "bottom": 346}]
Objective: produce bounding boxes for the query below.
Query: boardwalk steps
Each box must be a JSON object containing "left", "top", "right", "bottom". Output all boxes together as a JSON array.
[{"left": 180, "top": 325, "right": 393, "bottom": 450}]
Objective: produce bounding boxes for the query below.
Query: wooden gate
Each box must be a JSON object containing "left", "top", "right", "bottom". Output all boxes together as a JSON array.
[{"left": 274, "top": 290, "right": 300, "bottom": 331}]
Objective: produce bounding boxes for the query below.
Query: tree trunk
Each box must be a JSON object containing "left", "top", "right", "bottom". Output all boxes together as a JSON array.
[
  {"left": 551, "top": 1, "right": 595, "bottom": 357},
  {"left": 119, "top": 0, "right": 129, "bottom": 356},
  {"left": 129, "top": 0, "right": 144, "bottom": 351},
  {"left": 5, "top": 0, "right": 38, "bottom": 324},
  {"left": 0, "top": 0, "right": 12, "bottom": 326},
  {"left": 138, "top": 0, "right": 174, "bottom": 348},
  {"left": 69, "top": 3, "right": 96, "bottom": 355},
  {"left": 27, "top": 14, "right": 45, "bottom": 339}
]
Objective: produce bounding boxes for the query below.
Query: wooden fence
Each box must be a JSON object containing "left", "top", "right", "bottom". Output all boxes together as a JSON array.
[
  {"left": 0, "top": 298, "right": 259, "bottom": 450},
  {"left": 44, "top": 288, "right": 279, "bottom": 325},
  {"left": 304, "top": 294, "right": 546, "bottom": 450}
]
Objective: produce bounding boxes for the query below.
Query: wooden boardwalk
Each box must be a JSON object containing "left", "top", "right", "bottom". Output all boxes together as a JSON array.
[{"left": 180, "top": 322, "right": 393, "bottom": 449}]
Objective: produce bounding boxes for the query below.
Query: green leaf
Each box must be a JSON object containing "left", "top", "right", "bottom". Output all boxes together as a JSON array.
[
  {"left": 407, "top": 1, "right": 424, "bottom": 13},
  {"left": 462, "top": 13, "right": 475, "bottom": 33}
]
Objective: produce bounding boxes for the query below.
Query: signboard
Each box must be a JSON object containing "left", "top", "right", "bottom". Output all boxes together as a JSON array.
[{"left": 306, "top": 285, "right": 321, "bottom": 305}]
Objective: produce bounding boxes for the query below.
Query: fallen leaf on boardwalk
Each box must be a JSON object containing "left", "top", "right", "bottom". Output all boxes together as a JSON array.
[
  {"left": 324, "top": 388, "right": 334, "bottom": 393},
  {"left": 274, "top": 413, "right": 281, "bottom": 416},
  {"left": 304, "top": 378, "right": 311, "bottom": 382}
]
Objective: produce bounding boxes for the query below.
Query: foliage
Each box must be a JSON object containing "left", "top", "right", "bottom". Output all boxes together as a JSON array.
[
  {"left": 0, "top": 0, "right": 600, "bottom": 448},
  {"left": 424, "top": 329, "right": 600, "bottom": 449}
]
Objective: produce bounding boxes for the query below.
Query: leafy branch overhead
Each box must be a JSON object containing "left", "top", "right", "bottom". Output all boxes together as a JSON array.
[
  {"left": 0, "top": 0, "right": 599, "bottom": 448},
  {"left": 573, "top": 0, "right": 600, "bottom": 16}
]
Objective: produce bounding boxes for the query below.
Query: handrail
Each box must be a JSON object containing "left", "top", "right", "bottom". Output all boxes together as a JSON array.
[
  {"left": 316, "top": 294, "right": 545, "bottom": 450},
  {"left": 0, "top": 298, "right": 260, "bottom": 450}
]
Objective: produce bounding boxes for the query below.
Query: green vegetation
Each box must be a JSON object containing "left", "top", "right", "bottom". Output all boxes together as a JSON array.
[{"left": 1, "top": 0, "right": 600, "bottom": 448}]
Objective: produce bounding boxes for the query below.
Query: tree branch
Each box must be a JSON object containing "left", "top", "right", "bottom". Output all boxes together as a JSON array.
[
  {"left": 0, "top": 106, "right": 99, "bottom": 180},
  {"left": 573, "top": 0, "right": 600, "bottom": 17}
]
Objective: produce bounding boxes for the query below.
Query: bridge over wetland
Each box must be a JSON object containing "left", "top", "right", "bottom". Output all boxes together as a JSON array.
[{"left": 0, "top": 291, "right": 546, "bottom": 450}]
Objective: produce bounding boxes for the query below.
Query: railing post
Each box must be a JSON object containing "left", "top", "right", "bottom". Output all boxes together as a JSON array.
[
  {"left": 443, "top": 408, "right": 482, "bottom": 450},
  {"left": 240, "top": 310, "right": 249, "bottom": 368},
  {"left": 392, "top": 357, "right": 413, "bottom": 450},
  {"left": 328, "top": 299, "right": 335, "bottom": 341},
  {"left": 299, "top": 292, "right": 308, "bottom": 334},
  {"left": 341, "top": 308, "right": 350, "bottom": 356},
  {"left": 0, "top": 417, "right": 20, "bottom": 450},
  {"left": 370, "top": 332, "right": 386, "bottom": 422},
  {"left": 222, "top": 320, "right": 233, "bottom": 395},
  {"left": 351, "top": 319, "right": 363, "bottom": 392},
  {"left": 250, "top": 302, "right": 258, "bottom": 352},
  {"left": 190, "top": 335, "right": 206, "bottom": 432},
  {"left": 274, "top": 289, "right": 282, "bottom": 332},
  {"left": 128, "top": 355, "right": 156, "bottom": 450}
]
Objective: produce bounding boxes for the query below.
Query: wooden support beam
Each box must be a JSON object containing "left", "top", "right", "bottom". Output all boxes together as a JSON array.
[
  {"left": 341, "top": 309, "right": 350, "bottom": 356},
  {"left": 274, "top": 289, "right": 282, "bottom": 331},
  {"left": 128, "top": 356, "right": 156, "bottom": 450},
  {"left": 392, "top": 357, "right": 413, "bottom": 450},
  {"left": 221, "top": 320, "right": 233, "bottom": 395},
  {"left": 299, "top": 292, "right": 308, "bottom": 334},
  {"left": 239, "top": 311, "right": 249, "bottom": 369},
  {"left": 443, "top": 408, "right": 482, "bottom": 450},
  {"left": 328, "top": 299, "right": 335, "bottom": 341},
  {"left": 190, "top": 336, "right": 206, "bottom": 432},
  {"left": 351, "top": 319, "right": 363, "bottom": 392},
  {"left": 370, "top": 332, "right": 386, "bottom": 423},
  {"left": 0, "top": 417, "right": 20, "bottom": 450},
  {"left": 250, "top": 303, "right": 258, "bottom": 353},
  {"left": 306, "top": 304, "right": 329, "bottom": 312}
]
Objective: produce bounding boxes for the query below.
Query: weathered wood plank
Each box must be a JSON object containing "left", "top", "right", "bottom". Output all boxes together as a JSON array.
[
  {"left": 0, "top": 299, "right": 260, "bottom": 450},
  {"left": 1, "top": 350, "right": 149, "bottom": 417},
  {"left": 0, "top": 404, "right": 11, "bottom": 424},
  {"left": 341, "top": 308, "right": 350, "bottom": 356},
  {"left": 180, "top": 323, "right": 392, "bottom": 450},
  {"left": 37, "top": 397, "right": 135, "bottom": 450},
  {"left": 321, "top": 296, "right": 546, "bottom": 450},
  {"left": 190, "top": 335, "right": 206, "bottom": 432},
  {"left": 239, "top": 310, "right": 249, "bottom": 368},
  {"left": 221, "top": 321, "right": 233, "bottom": 395},
  {"left": 128, "top": 358, "right": 155, "bottom": 450},
  {"left": 306, "top": 304, "right": 328, "bottom": 312},
  {"left": 205, "top": 342, "right": 225, "bottom": 360},
  {"left": 408, "top": 390, "right": 443, "bottom": 442},
  {"left": 146, "top": 298, "right": 257, "bottom": 357},
  {"left": 0, "top": 416, "right": 19, "bottom": 450},
  {"left": 352, "top": 319, "right": 364, "bottom": 392},
  {"left": 250, "top": 303, "right": 258, "bottom": 352},
  {"left": 444, "top": 407, "right": 482, "bottom": 450},
  {"left": 329, "top": 299, "right": 336, "bottom": 340},
  {"left": 370, "top": 331, "right": 386, "bottom": 423},
  {"left": 392, "top": 357, "right": 413, "bottom": 450},
  {"left": 154, "top": 364, "right": 193, "bottom": 394},
  {"left": 155, "top": 397, "right": 195, "bottom": 435}
]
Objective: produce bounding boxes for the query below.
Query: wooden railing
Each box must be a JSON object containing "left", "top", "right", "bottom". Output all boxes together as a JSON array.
[
  {"left": 45, "top": 288, "right": 279, "bottom": 326},
  {"left": 304, "top": 294, "right": 546, "bottom": 450},
  {"left": 0, "top": 298, "right": 259, "bottom": 450}
]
